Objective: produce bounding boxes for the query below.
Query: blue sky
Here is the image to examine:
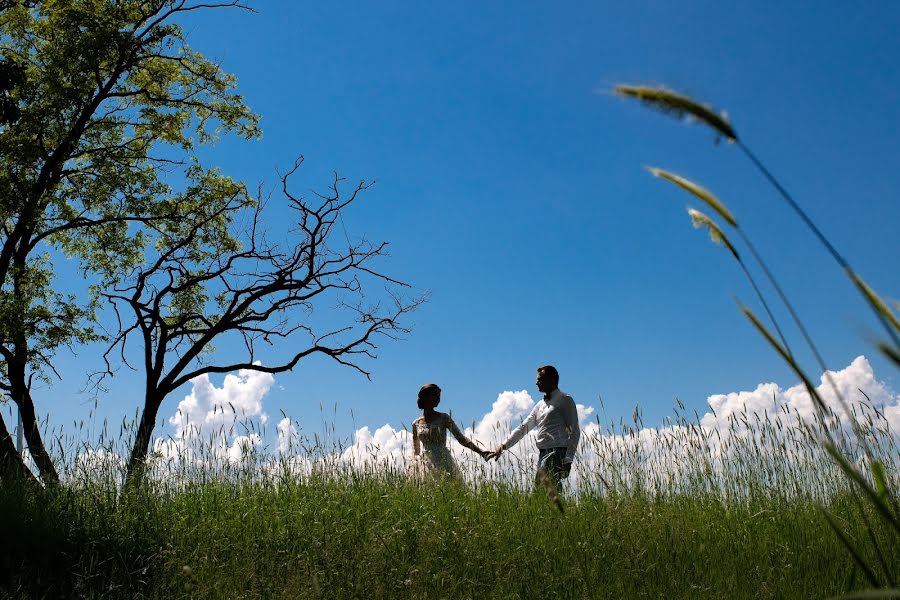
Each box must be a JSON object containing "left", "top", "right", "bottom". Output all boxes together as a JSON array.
[{"left": 14, "top": 1, "right": 900, "bottom": 450}]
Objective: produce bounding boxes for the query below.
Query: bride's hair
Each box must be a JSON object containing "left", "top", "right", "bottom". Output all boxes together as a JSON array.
[{"left": 417, "top": 383, "right": 441, "bottom": 409}]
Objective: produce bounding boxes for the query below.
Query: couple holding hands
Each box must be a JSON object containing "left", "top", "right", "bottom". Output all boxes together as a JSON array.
[{"left": 408, "top": 365, "right": 580, "bottom": 485}]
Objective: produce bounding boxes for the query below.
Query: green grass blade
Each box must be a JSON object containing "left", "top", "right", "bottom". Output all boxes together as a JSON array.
[
  {"left": 850, "top": 273, "right": 900, "bottom": 334},
  {"left": 741, "top": 305, "right": 828, "bottom": 415},
  {"left": 687, "top": 208, "right": 741, "bottom": 258},
  {"left": 821, "top": 508, "right": 880, "bottom": 587},
  {"left": 829, "top": 591, "right": 900, "bottom": 599},
  {"left": 824, "top": 443, "right": 900, "bottom": 537},
  {"left": 872, "top": 462, "right": 889, "bottom": 502},
  {"left": 878, "top": 343, "right": 900, "bottom": 369}
]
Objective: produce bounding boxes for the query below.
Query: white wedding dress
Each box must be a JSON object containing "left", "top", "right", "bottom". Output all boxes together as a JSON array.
[{"left": 407, "top": 412, "right": 481, "bottom": 481}]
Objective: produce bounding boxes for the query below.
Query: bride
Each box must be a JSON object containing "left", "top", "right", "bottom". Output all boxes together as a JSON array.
[{"left": 408, "top": 383, "right": 489, "bottom": 481}]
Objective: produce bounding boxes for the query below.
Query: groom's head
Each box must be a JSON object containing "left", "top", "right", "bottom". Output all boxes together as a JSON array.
[{"left": 536, "top": 365, "right": 559, "bottom": 394}]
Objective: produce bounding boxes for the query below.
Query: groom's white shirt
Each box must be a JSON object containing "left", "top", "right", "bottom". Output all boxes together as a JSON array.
[{"left": 501, "top": 388, "right": 580, "bottom": 463}]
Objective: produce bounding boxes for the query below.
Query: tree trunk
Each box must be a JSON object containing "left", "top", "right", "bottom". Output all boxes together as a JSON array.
[
  {"left": 8, "top": 246, "right": 58, "bottom": 484},
  {"left": 9, "top": 365, "right": 59, "bottom": 484},
  {"left": 125, "top": 394, "right": 162, "bottom": 484},
  {"left": 0, "top": 412, "right": 37, "bottom": 485}
]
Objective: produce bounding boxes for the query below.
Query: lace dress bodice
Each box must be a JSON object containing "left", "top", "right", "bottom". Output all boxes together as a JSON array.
[{"left": 409, "top": 412, "right": 481, "bottom": 479}]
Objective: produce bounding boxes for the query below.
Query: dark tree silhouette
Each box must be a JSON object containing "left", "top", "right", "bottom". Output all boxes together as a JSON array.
[{"left": 100, "top": 158, "right": 423, "bottom": 482}]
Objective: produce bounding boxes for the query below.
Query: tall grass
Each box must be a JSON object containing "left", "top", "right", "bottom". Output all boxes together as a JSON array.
[
  {"left": 2, "top": 397, "right": 897, "bottom": 598},
  {"left": 616, "top": 83, "right": 900, "bottom": 597}
]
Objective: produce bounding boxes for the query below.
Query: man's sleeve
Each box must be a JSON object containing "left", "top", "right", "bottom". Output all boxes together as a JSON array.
[
  {"left": 563, "top": 395, "right": 580, "bottom": 464},
  {"left": 501, "top": 404, "right": 538, "bottom": 450}
]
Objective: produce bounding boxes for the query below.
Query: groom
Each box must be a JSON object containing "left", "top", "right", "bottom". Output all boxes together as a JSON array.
[{"left": 488, "top": 365, "right": 580, "bottom": 483}]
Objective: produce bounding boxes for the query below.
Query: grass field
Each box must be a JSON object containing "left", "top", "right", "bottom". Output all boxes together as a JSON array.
[
  {"left": 1, "top": 475, "right": 892, "bottom": 599},
  {"left": 2, "top": 402, "right": 897, "bottom": 599}
]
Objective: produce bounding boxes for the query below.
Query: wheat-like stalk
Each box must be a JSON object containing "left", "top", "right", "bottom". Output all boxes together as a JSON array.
[
  {"left": 648, "top": 167, "right": 737, "bottom": 227},
  {"left": 615, "top": 84, "right": 737, "bottom": 141},
  {"left": 619, "top": 83, "right": 899, "bottom": 349},
  {"left": 850, "top": 273, "right": 900, "bottom": 334},
  {"left": 687, "top": 208, "right": 739, "bottom": 257},
  {"left": 740, "top": 305, "right": 831, "bottom": 417},
  {"left": 880, "top": 343, "right": 900, "bottom": 368},
  {"left": 536, "top": 467, "right": 565, "bottom": 514},
  {"left": 851, "top": 274, "right": 900, "bottom": 367},
  {"left": 647, "top": 169, "right": 863, "bottom": 435},
  {"left": 688, "top": 208, "right": 796, "bottom": 357}
]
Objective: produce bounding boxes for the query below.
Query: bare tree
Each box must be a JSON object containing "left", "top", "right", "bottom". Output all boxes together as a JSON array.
[{"left": 101, "top": 158, "right": 423, "bottom": 481}]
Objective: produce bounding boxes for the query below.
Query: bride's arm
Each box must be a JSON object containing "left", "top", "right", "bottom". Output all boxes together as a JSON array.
[
  {"left": 411, "top": 420, "right": 421, "bottom": 457},
  {"left": 447, "top": 416, "right": 485, "bottom": 455}
]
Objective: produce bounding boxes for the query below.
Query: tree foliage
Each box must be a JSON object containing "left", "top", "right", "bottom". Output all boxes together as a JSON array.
[
  {"left": 0, "top": 0, "right": 260, "bottom": 483},
  {"left": 0, "top": 1, "right": 418, "bottom": 485}
]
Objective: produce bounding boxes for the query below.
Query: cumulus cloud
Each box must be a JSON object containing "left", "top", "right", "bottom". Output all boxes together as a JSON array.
[
  {"left": 573, "top": 355, "right": 900, "bottom": 496},
  {"left": 152, "top": 366, "right": 274, "bottom": 468},
  {"left": 339, "top": 356, "right": 898, "bottom": 494},
  {"left": 130, "top": 355, "right": 897, "bottom": 496},
  {"left": 276, "top": 417, "right": 300, "bottom": 455},
  {"left": 701, "top": 355, "right": 899, "bottom": 434},
  {"left": 341, "top": 424, "right": 411, "bottom": 472},
  {"left": 169, "top": 367, "right": 273, "bottom": 441},
  {"left": 227, "top": 434, "right": 262, "bottom": 463},
  {"left": 333, "top": 388, "right": 597, "bottom": 485},
  {"left": 469, "top": 390, "right": 533, "bottom": 446}
]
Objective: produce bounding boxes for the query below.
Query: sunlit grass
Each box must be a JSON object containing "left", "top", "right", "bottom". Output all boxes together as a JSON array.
[{"left": 2, "top": 398, "right": 897, "bottom": 598}]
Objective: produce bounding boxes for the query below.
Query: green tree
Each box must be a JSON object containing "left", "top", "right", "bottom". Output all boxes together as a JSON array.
[{"left": 0, "top": 0, "right": 259, "bottom": 483}]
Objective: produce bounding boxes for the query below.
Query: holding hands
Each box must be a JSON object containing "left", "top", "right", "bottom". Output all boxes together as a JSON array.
[
  {"left": 485, "top": 445, "right": 503, "bottom": 461},
  {"left": 475, "top": 446, "right": 502, "bottom": 461}
]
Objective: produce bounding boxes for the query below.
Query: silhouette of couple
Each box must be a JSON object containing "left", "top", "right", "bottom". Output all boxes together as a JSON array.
[{"left": 407, "top": 365, "right": 580, "bottom": 485}]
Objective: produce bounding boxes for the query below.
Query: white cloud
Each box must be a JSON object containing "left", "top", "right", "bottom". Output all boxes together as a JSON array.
[
  {"left": 227, "top": 434, "right": 262, "bottom": 464},
  {"left": 340, "top": 424, "right": 410, "bottom": 472},
  {"left": 169, "top": 367, "right": 274, "bottom": 442},
  {"left": 702, "top": 355, "right": 898, "bottom": 435},
  {"left": 152, "top": 366, "right": 275, "bottom": 470},
  {"left": 132, "top": 356, "right": 896, "bottom": 497},
  {"left": 572, "top": 355, "right": 900, "bottom": 496},
  {"left": 338, "top": 357, "right": 898, "bottom": 495},
  {"left": 886, "top": 403, "right": 900, "bottom": 433},
  {"left": 276, "top": 417, "right": 300, "bottom": 455},
  {"left": 469, "top": 390, "right": 533, "bottom": 447},
  {"left": 338, "top": 388, "right": 597, "bottom": 486}
]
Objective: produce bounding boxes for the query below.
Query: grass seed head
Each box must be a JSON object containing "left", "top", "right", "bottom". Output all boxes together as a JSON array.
[
  {"left": 687, "top": 208, "right": 739, "bottom": 259},
  {"left": 615, "top": 84, "right": 738, "bottom": 142},
  {"left": 648, "top": 167, "right": 738, "bottom": 227}
]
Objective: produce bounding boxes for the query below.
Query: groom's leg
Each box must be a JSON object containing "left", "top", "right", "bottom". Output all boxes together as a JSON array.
[{"left": 535, "top": 447, "right": 566, "bottom": 488}]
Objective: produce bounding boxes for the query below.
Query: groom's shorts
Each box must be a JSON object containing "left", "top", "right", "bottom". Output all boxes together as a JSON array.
[{"left": 537, "top": 447, "right": 568, "bottom": 484}]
